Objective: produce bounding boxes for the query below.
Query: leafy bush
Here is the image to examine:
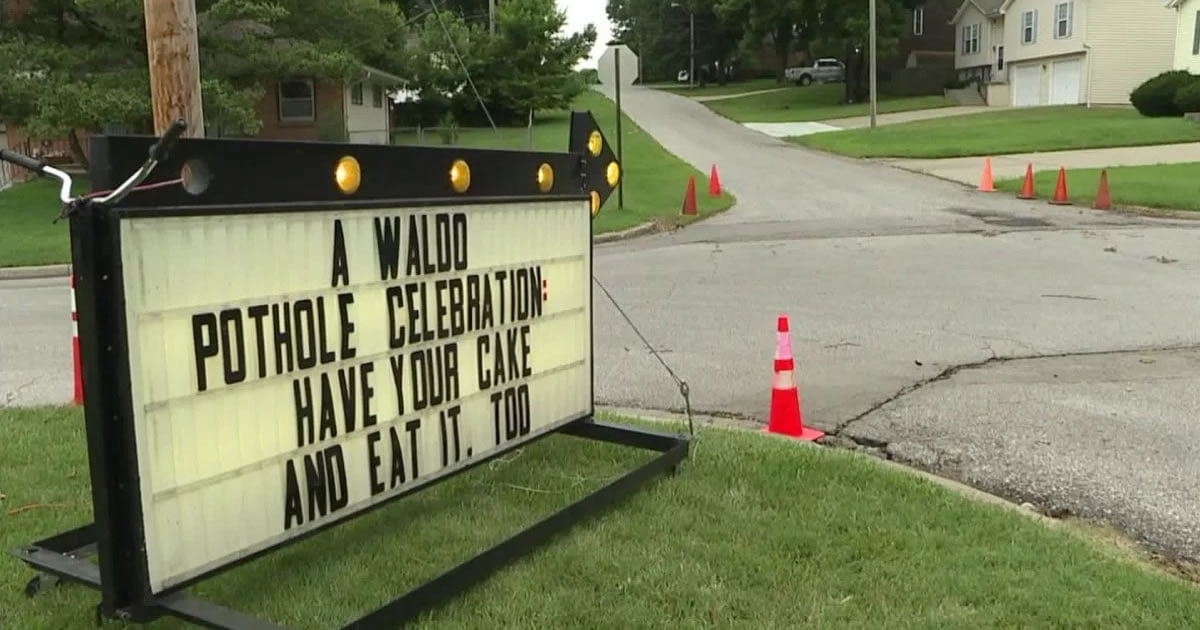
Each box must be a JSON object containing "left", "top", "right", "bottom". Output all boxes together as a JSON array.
[
  {"left": 1131, "top": 71, "right": 1198, "bottom": 117},
  {"left": 1175, "top": 81, "right": 1200, "bottom": 114}
]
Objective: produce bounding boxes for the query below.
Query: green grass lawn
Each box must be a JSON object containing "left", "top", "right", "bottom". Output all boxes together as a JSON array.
[
  {"left": 5, "top": 405, "right": 1200, "bottom": 628},
  {"left": 995, "top": 163, "right": 1200, "bottom": 213},
  {"left": 705, "top": 83, "right": 954, "bottom": 123},
  {"left": 0, "top": 176, "right": 87, "bottom": 268},
  {"left": 794, "top": 106, "right": 1200, "bottom": 158}
]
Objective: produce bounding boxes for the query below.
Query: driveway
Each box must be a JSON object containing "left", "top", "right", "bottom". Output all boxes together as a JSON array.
[{"left": 588, "top": 84, "right": 1200, "bottom": 564}]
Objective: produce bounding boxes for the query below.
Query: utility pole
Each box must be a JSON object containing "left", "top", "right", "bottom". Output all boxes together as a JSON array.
[
  {"left": 614, "top": 47, "right": 624, "bottom": 209},
  {"left": 689, "top": 11, "right": 695, "bottom": 88},
  {"left": 868, "top": 0, "right": 878, "bottom": 129},
  {"left": 144, "top": 0, "right": 205, "bottom": 137},
  {"left": 489, "top": 0, "right": 496, "bottom": 34}
]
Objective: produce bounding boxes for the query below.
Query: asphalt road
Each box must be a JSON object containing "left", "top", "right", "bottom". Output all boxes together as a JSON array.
[
  {"left": 588, "top": 85, "right": 1200, "bottom": 562},
  {"left": 1, "top": 276, "right": 73, "bottom": 407},
  {"left": 5, "top": 87, "right": 1200, "bottom": 565}
]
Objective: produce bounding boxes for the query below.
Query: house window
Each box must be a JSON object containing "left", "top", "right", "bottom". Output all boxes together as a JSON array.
[
  {"left": 913, "top": 7, "right": 924, "bottom": 36},
  {"left": 278, "top": 79, "right": 314, "bottom": 122},
  {"left": 1054, "top": 1, "right": 1073, "bottom": 39},
  {"left": 997, "top": 45, "right": 1005, "bottom": 72},
  {"left": 351, "top": 82, "right": 363, "bottom": 106},
  {"left": 961, "top": 23, "right": 981, "bottom": 55},
  {"left": 1022, "top": 10, "right": 1037, "bottom": 44},
  {"left": 372, "top": 84, "right": 383, "bottom": 108}
]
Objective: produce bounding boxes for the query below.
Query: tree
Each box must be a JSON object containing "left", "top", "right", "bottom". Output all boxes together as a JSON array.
[
  {"left": 608, "top": 0, "right": 696, "bottom": 84},
  {"left": 0, "top": 0, "right": 411, "bottom": 166},
  {"left": 717, "top": 0, "right": 818, "bottom": 82},
  {"left": 404, "top": 0, "right": 595, "bottom": 125},
  {"left": 478, "top": 0, "right": 594, "bottom": 120},
  {"left": 810, "top": 0, "right": 921, "bottom": 103}
]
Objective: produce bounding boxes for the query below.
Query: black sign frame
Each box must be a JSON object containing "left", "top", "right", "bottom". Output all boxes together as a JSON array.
[{"left": 11, "top": 111, "right": 691, "bottom": 629}]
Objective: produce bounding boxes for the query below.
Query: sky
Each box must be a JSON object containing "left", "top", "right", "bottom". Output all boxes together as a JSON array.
[{"left": 559, "top": 0, "right": 614, "bottom": 68}]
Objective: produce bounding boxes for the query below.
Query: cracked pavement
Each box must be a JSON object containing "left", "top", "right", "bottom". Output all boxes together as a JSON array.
[{"left": 588, "top": 85, "right": 1200, "bottom": 562}]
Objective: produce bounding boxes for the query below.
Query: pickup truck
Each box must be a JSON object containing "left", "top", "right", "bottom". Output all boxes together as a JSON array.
[{"left": 784, "top": 58, "right": 846, "bottom": 86}]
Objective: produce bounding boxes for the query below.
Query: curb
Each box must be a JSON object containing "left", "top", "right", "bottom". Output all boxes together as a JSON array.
[
  {"left": 0, "top": 264, "right": 71, "bottom": 281},
  {"left": 593, "top": 221, "right": 658, "bottom": 244}
]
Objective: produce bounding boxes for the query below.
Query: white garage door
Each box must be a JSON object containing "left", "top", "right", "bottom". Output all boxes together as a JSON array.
[
  {"left": 1012, "top": 65, "right": 1041, "bottom": 107},
  {"left": 1050, "top": 59, "right": 1082, "bottom": 105}
]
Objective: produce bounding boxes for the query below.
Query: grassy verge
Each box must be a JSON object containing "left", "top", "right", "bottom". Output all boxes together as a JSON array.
[
  {"left": 5, "top": 405, "right": 1200, "bottom": 628},
  {"left": 995, "top": 163, "right": 1200, "bottom": 212},
  {"left": 0, "top": 177, "right": 88, "bottom": 268},
  {"left": 794, "top": 106, "right": 1200, "bottom": 158},
  {"left": 705, "top": 83, "right": 954, "bottom": 123}
]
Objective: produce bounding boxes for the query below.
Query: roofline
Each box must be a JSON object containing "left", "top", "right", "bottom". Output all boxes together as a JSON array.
[
  {"left": 1166, "top": 0, "right": 1181, "bottom": 7},
  {"left": 949, "top": 0, "right": 1004, "bottom": 25},
  {"left": 359, "top": 64, "right": 405, "bottom": 85}
]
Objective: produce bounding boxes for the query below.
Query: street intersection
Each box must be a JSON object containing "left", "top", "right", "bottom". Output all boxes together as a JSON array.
[{"left": 5, "top": 85, "right": 1200, "bottom": 567}]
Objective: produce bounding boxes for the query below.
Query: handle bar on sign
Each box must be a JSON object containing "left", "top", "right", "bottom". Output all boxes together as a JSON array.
[{"left": 0, "top": 118, "right": 188, "bottom": 213}]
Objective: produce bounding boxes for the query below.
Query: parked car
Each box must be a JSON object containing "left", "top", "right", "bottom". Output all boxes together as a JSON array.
[{"left": 785, "top": 58, "right": 846, "bottom": 86}]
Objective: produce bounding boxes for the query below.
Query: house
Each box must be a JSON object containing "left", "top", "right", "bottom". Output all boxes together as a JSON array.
[
  {"left": 1169, "top": 0, "right": 1200, "bottom": 73},
  {"left": 950, "top": 0, "right": 1177, "bottom": 107},
  {"left": 246, "top": 66, "right": 405, "bottom": 145},
  {"left": 883, "top": 1, "right": 961, "bottom": 96},
  {"left": 899, "top": 0, "right": 960, "bottom": 69}
]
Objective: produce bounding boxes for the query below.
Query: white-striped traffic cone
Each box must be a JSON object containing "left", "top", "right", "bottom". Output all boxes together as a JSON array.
[{"left": 765, "top": 314, "right": 822, "bottom": 441}]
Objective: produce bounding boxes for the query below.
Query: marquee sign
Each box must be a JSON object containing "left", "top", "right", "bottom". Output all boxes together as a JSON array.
[{"left": 13, "top": 113, "right": 690, "bottom": 629}]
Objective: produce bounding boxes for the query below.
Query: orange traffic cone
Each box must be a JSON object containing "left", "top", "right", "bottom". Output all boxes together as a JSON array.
[
  {"left": 1050, "top": 167, "right": 1071, "bottom": 205},
  {"left": 71, "top": 273, "right": 83, "bottom": 405},
  {"left": 1094, "top": 169, "right": 1112, "bottom": 210},
  {"left": 1017, "top": 163, "right": 1036, "bottom": 200},
  {"left": 681, "top": 175, "right": 698, "bottom": 215},
  {"left": 708, "top": 164, "right": 721, "bottom": 197},
  {"left": 765, "top": 314, "right": 823, "bottom": 441},
  {"left": 978, "top": 157, "right": 996, "bottom": 192}
]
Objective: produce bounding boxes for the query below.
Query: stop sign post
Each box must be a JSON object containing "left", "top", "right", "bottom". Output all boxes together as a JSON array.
[{"left": 599, "top": 43, "right": 637, "bottom": 210}]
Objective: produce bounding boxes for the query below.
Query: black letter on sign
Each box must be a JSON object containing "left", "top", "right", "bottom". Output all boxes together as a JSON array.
[
  {"left": 284, "top": 459, "right": 303, "bottom": 529},
  {"left": 294, "top": 299, "right": 317, "bottom": 370},
  {"left": 220, "top": 308, "right": 247, "bottom": 386},
  {"left": 374, "top": 217, "right": 402, "bottom": 281},
  {"left": 366, "top": 430, "right": 385, "bottom": 496},
  {"left": 338, "top": 293, "right": 357, "bottom": 359},
  {"left": 326, "top": 445, "right": 349, "bottom": 511},
  {"left": 405, "top": 418, "right": 421, "bottom": 480},
  {"left": 453, "top": 213, "right": 468, "bottom": 271},
  {"left": 331, "top": 219, "right": 350, "bottom": 287},
  {"left": 192, "top": 313, "right": 218, "bottom": 392},
  {"left": 247, "top": 305, "right": 269, "bottom": 378},
  {"left": 389, "top": 426, "right": 407, "bottom": 487}
]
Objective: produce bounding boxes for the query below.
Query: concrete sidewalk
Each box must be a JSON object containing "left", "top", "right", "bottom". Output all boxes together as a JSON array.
[
  {"left": 743, "top": 105, "right": 996, "bottom": 138},
  {"left": 885, "top": 142, "right": 1200, "bottom": 186},
  {"left": 693, "top": 87, "right": 788, "bottom": 102},
  {"left": 822, "top": 105, "right": 994, "bottom": 129}
]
